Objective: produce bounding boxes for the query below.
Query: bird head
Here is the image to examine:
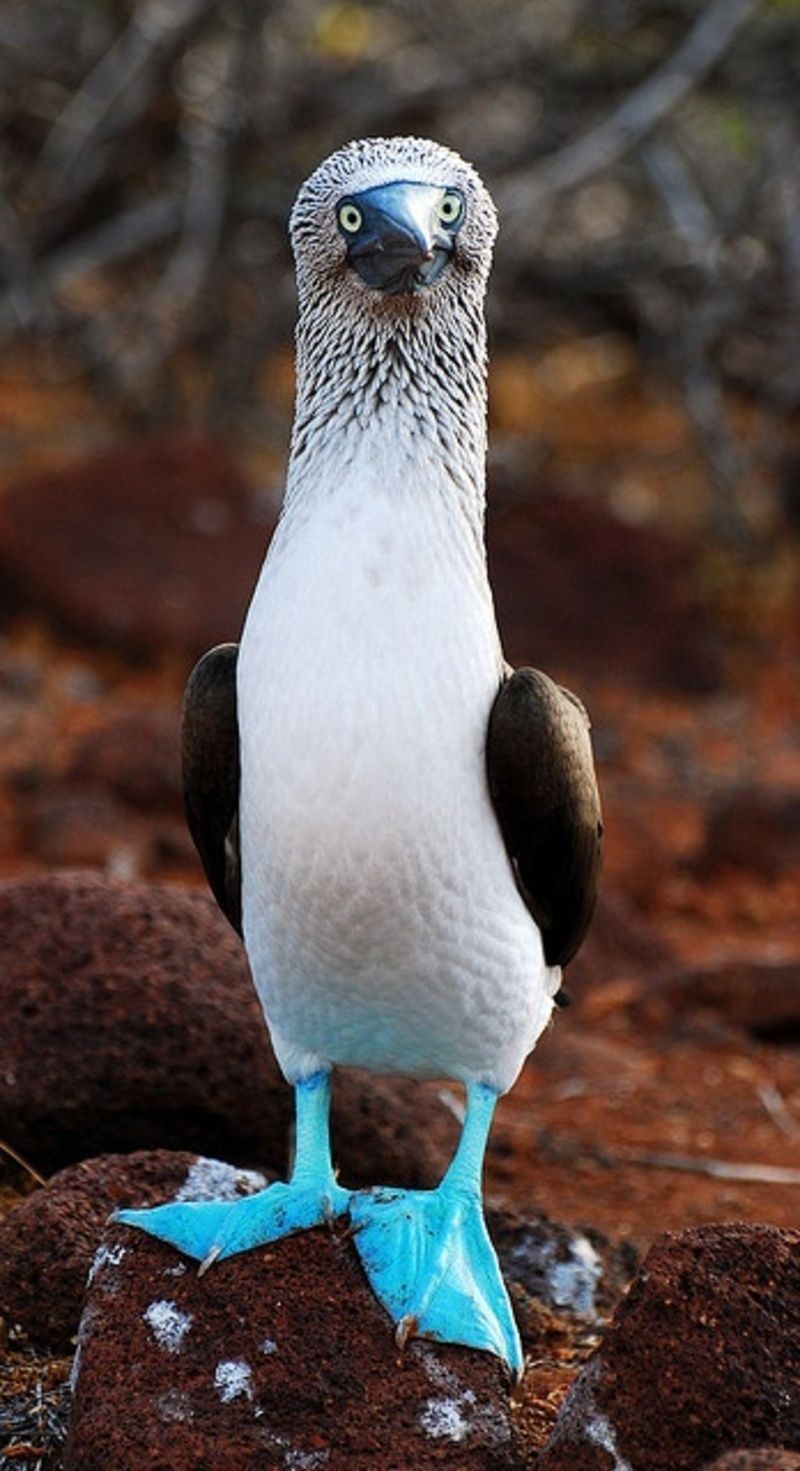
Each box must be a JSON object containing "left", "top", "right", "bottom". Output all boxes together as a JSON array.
[{"left": 289, "top": 136, "right": 498, "bottom": 320}]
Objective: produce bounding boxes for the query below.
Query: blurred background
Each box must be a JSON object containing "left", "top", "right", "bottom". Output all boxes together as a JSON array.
[
  {"left": 1, "top": 0, "right": 799, "bottom": 529},
  {"left": 1, "top": 8, "right": 800, "bottom": 1430}
]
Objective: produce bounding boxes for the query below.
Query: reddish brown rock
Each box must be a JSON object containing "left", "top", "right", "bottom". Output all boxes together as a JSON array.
[
  {"left": 19, "top": 785, "right": 153, "bottom": 872},
  {"left": 0, "top": 871, "right": 457, "bottom": 1183},
  {"left": 628, "top": 958, "right": 800, "bottom": 1047},
  {"left": 537, "top": 1223, "right": 800, "bottom": 1471},
  {"left": 698, "top": 786, "right": 800, "bottom": 879},
  {"left": 63, "top": 705, "right": 183, "bottom": 811},
  {"left": 66, "top": 1223, "right": 527, "bottom": 1470},
  {"left": 0, "top": 1143, "right": 632, "bottom": 1358},
  {"left": 566, "top": 887, "right": 671, "bottom": 996},
  {"left": 701, "top": 1454, "right": 800, "bottom": 1470},
  {"left": 489, "top": 1209, "right": 637, "bottom": 1330},
  {"left": 0, "top": 1150, "right": 270, "bottom": 1353},
  {"left": 0, "top": 434, "right": 268, "bottom": 659},
  {"left": 487, "top": 490, "right": 722, "bottom": 692}
]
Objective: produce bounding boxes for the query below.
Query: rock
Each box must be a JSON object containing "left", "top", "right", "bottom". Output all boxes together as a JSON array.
[
  {"left": 537, "top": 1223, "right": 800, "bottom": 1471},
  {"left": 0, "top": 1150, "right": 270, "bottom": 1353},
  {"left": 0, "top": 434, "right": 268, "bottom": 660},
  {"left": 487, "top": 490, "right": 722, "bottom": 692},
  {"left": 487, "top": 1208, "right": 638, "bottom": 1356},
  {"left": 0, "top": 1145, "right": 634, "bottom": 1357},
  {"left": 0, "top": 871, "right": 457, "bottom": 1182},
  {"left": 627, "top": 959, "right": 800, "bottom": 1047},
  {"left": 65, "top": 1223, "right": 527, "bottom": 1470},
  {"left": 701, "top": 1453, "right": 800, "bottom": 1470},
  {"left": 20, "top": 785, "right": 152, "bottom": 873},
  {"left": 566, "top": 888, "right": 671, "bottom": 996},
  {"left": 698, "top": 786, "right": 800, "bottom": 879},
  {"left": 62, "top": 705, "right": 183, "bottom": 811}
]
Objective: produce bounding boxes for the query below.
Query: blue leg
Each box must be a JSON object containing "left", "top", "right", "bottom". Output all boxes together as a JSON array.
[
  {"left": 115, "top": 1072, "right": 350, "bottom": 1270},
  {"left": 349, "top": 1083, "right": 523, "bottom": 1375}
]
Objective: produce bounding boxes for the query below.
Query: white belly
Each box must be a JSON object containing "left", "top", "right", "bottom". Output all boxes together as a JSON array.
[{"left": 237, "top": 476, "right": 556, "bottom": 1092}]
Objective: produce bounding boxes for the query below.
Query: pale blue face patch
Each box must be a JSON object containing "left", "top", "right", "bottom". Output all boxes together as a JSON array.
[{"left": 335, "top": 180, "right": 466, "bottom": 294}]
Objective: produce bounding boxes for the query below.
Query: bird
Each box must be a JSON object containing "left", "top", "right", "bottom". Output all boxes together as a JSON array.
[{"left": 116, "top": 135, "right": 602, "bottom": 1376}]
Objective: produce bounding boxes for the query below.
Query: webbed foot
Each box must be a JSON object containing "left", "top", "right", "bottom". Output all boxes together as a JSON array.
[
  {"left": 115, "top": 1070, "right": 349, "bottom": 1269},
  {"left": 350, "top": 1184, "right": 522, "bottom": 1374},
  {"left": 115, "top": 1177, "right": 350, "bottom": 1267}
]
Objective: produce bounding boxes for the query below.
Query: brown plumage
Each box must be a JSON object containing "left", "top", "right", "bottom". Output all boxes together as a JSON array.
[
  {"left": 486, "top": 667, "right": 602, "bottom": 968},
  {"left": 181, "top": 642, "right": 241, "bottom": 935}
]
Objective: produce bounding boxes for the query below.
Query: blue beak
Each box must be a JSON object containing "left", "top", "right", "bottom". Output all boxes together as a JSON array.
[{"left": 340, "top": 182, "right": 454, "bottom": 294}]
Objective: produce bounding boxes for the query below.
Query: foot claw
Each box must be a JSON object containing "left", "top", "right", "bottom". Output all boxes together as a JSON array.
[
  {"left": 395, "top": 1314, "right": 418, "bottom": 1350},
  {"left": 198, "top": 1243, "right": 222, "bottom": 1277}
]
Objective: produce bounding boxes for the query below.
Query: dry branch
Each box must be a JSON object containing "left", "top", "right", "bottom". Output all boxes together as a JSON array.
[{"left": 499, "top": 0, "right": 764, "bottom": 216}]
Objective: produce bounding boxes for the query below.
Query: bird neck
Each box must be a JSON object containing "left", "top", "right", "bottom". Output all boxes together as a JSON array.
[{"left": 282, "top": 299, "right": 490, "bottom": 551}]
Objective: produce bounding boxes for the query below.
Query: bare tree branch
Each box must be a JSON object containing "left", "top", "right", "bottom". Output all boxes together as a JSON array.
[
  {"left": 0, "top": 196, "right": 182, "bottom": 336},
  {"left": 499, "top": 0, "right": 763, "bottom": 217},
  {"left": 79, "top": 16, "right": 243, "bottom": 397},
  {"left": 25, "top": 0, "right": 216, "bottom": 211}
]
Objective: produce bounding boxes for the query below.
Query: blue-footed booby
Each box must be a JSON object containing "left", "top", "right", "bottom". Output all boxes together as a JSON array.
[{"left": 117, "top": 136, "right": 603, "bottom": 1375}]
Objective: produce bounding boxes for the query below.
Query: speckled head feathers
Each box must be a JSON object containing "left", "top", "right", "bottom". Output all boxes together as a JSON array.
[{"left": 289, "top": 136, "right": 498, "bottom": 316}]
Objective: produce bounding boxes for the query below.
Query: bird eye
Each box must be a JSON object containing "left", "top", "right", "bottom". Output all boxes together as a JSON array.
[
  {"left": 338, "top": 202, "right": 363, "bottom": 234},
  {"left": 438, "top": 191, "right": 463, "bottom": 226}
]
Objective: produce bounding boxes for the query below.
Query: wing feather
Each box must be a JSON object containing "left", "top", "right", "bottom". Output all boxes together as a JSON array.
[
  {"left": 486, "top": 667, "right": 602, "bottom": 967},
  {"left": 181, "top": 642, "right": 242, "bottom": 935}
]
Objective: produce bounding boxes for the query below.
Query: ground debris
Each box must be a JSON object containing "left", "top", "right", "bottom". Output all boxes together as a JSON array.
[{"left": 0, "top": 1338, "right": 71, "bottom": 1471}]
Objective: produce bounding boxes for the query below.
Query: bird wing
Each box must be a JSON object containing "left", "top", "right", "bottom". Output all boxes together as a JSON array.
[
  {"left": 486, "top": 666, "right": 602, "bottom": 967},
  {"left": 181, "top": 642, "right": 242, "bottom": 935}
]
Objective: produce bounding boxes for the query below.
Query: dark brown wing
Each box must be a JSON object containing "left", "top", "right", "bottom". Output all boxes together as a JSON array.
[
  {"left": 181, "top": 642, "right": 242, "bottom": 935},
  {"left": 486, "top": 667, "right": 602, "bottom": 967}
]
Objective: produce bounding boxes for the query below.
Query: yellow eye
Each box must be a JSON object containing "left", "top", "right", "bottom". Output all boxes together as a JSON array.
[
  {"left": 338, "top": 203, "right": 363, "bottom": 234},
  {"left": 439, "top": 191, "right": 463, "bottom": 226}
]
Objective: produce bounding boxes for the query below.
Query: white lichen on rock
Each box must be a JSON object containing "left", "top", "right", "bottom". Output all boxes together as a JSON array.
[
  {"left": 546, "top": 1358, "right": 634, "bottom": 1471},
  {"left": 415, "top": 1347, "right": 510, "bottom": 1446},
  {"left": 258, "top": 1429, "right": 329, "bottom": 1469},
  {"left": 585, "top": 1401, "right": 634, "bottom": 1471},
  {"left": 260, "top": 1336, "right": 279, "bottom": 1355},
  {"left": 548, "top": 1233, "right": 603, "bottom": 1316},
  {"left": 174, "top": 1157, "right": 268, "bottom": 1203},
  {"left": 420, "top": 1394, "right": 472, "bottom": 1441},
  {"left": 143, "top": 1298, "right": 193, "bottom": 1354},
  {"left": 87, "top": 1241, "right": 127, "bottom": 1286},
  {"left": 214, "top": 1358, "right": 253, "bottom": 1402},
  {"left": 504, "top": 1225, "right": 603, "bottom": 1318}
]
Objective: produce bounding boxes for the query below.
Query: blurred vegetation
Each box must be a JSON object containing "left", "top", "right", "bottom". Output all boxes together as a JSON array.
[{"left": 1, "top": 0, "right": 799, "bottom": 543}]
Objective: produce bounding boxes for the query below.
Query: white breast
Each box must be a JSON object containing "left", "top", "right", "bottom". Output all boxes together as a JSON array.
[{"left": 237, "top": 451, "right": 556, "bottom": 1091}]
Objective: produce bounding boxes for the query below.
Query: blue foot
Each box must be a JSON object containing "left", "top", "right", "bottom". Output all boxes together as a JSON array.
[
  {"left": 114, "top": 1071, "right": 350, "bottom": 1268},
  {"left": 115, "top": 1177, "right": 350, "bottom": 1266},
  {"left": 350, "top": 1082, "right": 523, "bottom": 1375},
  {"left": 350, "top": 1184, "right": 522, "bottom": 1374}
]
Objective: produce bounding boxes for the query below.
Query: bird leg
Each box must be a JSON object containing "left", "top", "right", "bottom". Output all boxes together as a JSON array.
[
  {"left": 349, "top": 1082, "right": 523, "bottom": 1375},
  {"left": 114, "top": 1071, "right": 350, "bottom": 1267}
]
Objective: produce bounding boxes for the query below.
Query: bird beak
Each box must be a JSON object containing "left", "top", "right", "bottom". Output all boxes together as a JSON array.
[{"left": 344, "top": 183, "right": 453, "bottom": 295}]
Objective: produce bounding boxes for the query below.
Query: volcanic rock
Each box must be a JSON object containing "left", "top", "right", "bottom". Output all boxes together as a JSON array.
[
  {"left": 65, "top": 1223, "right": 526, "bottom": 1470},
  {"left": 63, "top": 705, "right": 183, "bottom": 811},
  {"left": 701, "top": 1454, "right": 800, "bottom": 1470},
  {"left": 0, "top": 433, "right": 268, "bottom": 660},
  {"left": 537, "top": 1223, "right": 800, "bottom": 1471},
  {"left": 0, "top": 1150, "right": 269, "bottom": 1353},
  {"left": 0, "top": 871, "right": 457, "bottom": 1181},
  {"left": 698, "top": 785, "right": 800, "bottom": 878},
  {"left": 0, "top": 1145, "right": 634, "bottom": 1359},
  {"left": 627, "top": 958, "right": 800, "bottom": 1047},
  {"left": 566, "top": 887, "right": 671, "bottom": 996},
  {"left": 487, "top": 490, "right": 722, "bottom": 692}
]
